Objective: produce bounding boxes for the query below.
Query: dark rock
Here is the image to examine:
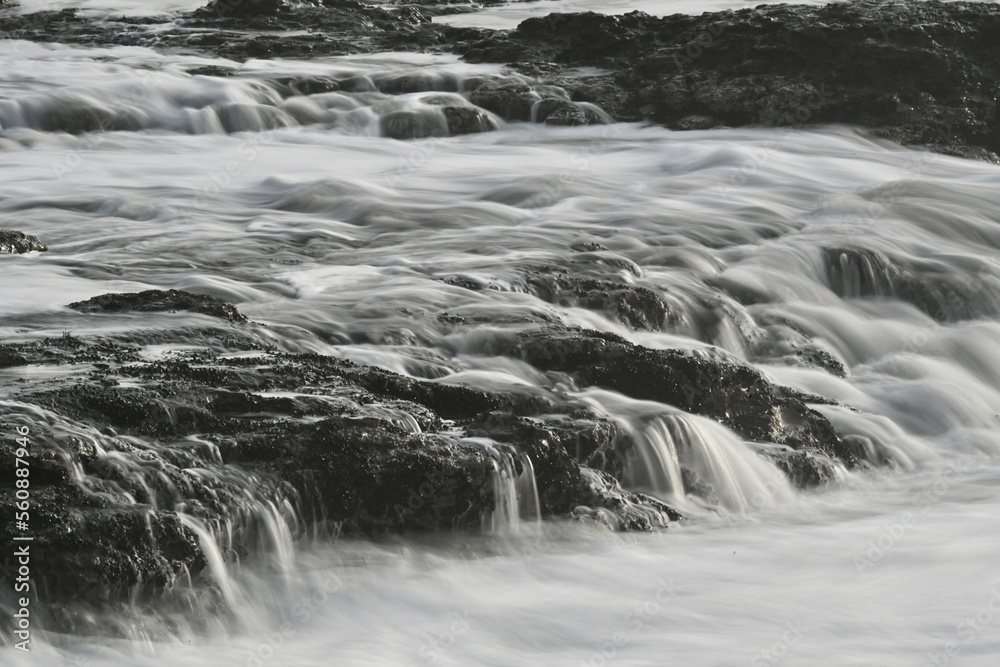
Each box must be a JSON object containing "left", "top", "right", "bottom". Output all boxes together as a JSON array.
[
  {"left": 749, "top": 323, "right": 850, "bottom": 378},
  {"left": 469, "top": 80, "right": 535, "bottom": 121},
  {"left": 282, "top": 76, "right": 341, "bottom": 95},
  {"left": 822, "top": 246, "right": 998, "bottom": 322},
  {"left": 573, "top": 468, "right": 682, "bottom": 530},
  {"left": 381, "top": 109, "right": 447, "bottom": 140},
  {"left": 570, "top": 241, "right": 610, "bottom": 253},
  {"left": 186, "top": 65, "right": 236, "bottom": 77},
  {"left": 520, "top": 267, "right": 675, "bottom": 331},
  {"left": 757, "top": 445, "right": 843, "bottom": 488},
  {"left": 33, "top": 384, "right": 229, "bottom": 437},
  {"left": 0, "top": 346, "right": 28, "bottom": 369},
  {"left": 674, "top": 114, "right": 718, "bottom": 131},
  {"left": 464, "top": 411, "right": 595, "bottom": 515},
  {"left": 453, "top": 2, "right": 1000, "bottom": 157},
  {"left": 231, "top": 415, "right": 500, "bottom": 533},
  {"left": 441, "top": 274, "right": 487, "bottom": 291},
  {"left": 0, "top": 418, "right": 205, "bottom": 611},
  {"left": 376, "top": 71, "right": 459, "bottom": 94},
  {"left": 0, "top": 230, "right": 47, "bottom": 254},
  {"left": 0, "top": 327, "right": 683, "bottom": 632},
  {"left": 533, "top": 98, "right": 568, "bottom": 123},
  {"left": 544, "top": 107, "right": 585, "bottom": 126},
  {"left": 0, "top": 286, "right": 874, "bottom": 630},
  {"left": 443, "top": 106, "right": 499, "bottom": 135},
  {"left": 536, "top": 99, "right": 592, "bottom": 126},
  {"left": 506, "top": 326, "right": 857, "bottom": 466},
  {"left": 202, "top": 0, "right": 299, "bottom": 17},
  {"left": 68, "top": 289, "right": 248, "bottom": 324}
]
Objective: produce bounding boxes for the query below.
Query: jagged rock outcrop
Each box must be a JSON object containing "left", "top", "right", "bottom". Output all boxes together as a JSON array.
[{"left": 0, "top": 230, "right": 46, "bottom": 254}]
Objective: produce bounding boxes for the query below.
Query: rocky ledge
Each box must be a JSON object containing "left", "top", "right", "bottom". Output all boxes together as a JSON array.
[
  {"left": 1, "top": 288, "right": 854, "bottom": 632},
  {"left": 2, "top": 0, "right": 999, "bottom": 157}
]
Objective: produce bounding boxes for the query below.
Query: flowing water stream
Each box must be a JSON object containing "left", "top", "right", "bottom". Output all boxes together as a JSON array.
[{"left": 2, "top": 1, "right": 1000, "bottom": 663}]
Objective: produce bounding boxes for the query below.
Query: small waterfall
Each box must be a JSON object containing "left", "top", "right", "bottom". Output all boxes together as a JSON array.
[
  {"left": 515, "top": 453, "right": 542, "bottom": 524},
  {"left": 461, "top": 437, "right": 541, "bottom": 532},
  {"left": 530, "top": 99, "right": 542, "bottom": 124},
  {"left": 622, "top": 417, "right": 686, "bottom": 504},
  {"left": 0, "top": 401, "right": 303, "bottom": 633},
  {"left": 580, "top": 391, "right": 795, "bottom": 514},
  {"left": 641, "top": 414, "right": 795, "bottom": 513},
  {"left": 574, "top": 101, "right": 614, "bottom": 124}
]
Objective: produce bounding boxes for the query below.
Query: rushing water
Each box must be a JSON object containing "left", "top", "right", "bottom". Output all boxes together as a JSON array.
[{"left": 3, "top": 0, "right": 1000, "bottom": 663}]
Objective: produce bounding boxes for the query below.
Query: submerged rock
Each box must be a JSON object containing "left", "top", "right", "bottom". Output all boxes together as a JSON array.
[
  {"left": 505, "top": 326, "right": 857, "bottom": 466},
  {"left": 0, "top": 230, "right": 47, "bottom": 254},
  {"left": 68, "top": 289, "right": 249, "bottom": 324},
  {"left": 443, "top": 106, "right": 500, "bottom": 135},
  {"left": 381, "top": 109, "right": 447, "bottom": 140},
  {"left": 469, "top": 80, "right": 535, "bottom": 122},
  {"left": 519, "top": 267, "right": 675, "bottom": 331},
  {"left": 538, "top": 100, "right": 592, "bottom": 126},
  {"left": 822, "top": 246, "right": 998, "bottom": 322},
  {"left": 573, "top": 468, "right": 682, "bottom": 531}
]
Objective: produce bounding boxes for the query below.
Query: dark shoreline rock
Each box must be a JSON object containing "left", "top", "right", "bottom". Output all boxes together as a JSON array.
[
  {"left": 504, "top": 326, "right": 857, "bottom": 466},
  {"left": 68, "top": 289, "right": 249, "bottom": 324},
  {"left": 0, "top": 285, "right": 865, "bottom": 630},
  {"left": 3, "top": 1, "right": 999, "bottom": 155},
  {"left": 449, "top": 1, "right": 1000, "bottom": 157},
  {"left": 0, "top": 230, "right": 47, "bottom": 254}
]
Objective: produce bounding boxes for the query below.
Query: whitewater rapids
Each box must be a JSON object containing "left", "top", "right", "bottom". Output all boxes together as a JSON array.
[{"left": 1, "top": 30, "right": 1000, "bottom": 667}]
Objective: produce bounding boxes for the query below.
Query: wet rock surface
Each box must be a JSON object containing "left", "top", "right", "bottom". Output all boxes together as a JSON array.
[
  {"left": 519, "top": 268, "right": 676, "bottom": 331},
  {"left": 822, "top": 246, "right": 1000, "bottom": 322},
  {"left": 0, "top": 229, "right": 47, "bottom": 254},
  {"left": 443, "top": 105, "right": 499, "bottom": 134},
  {"left": 451, "top": 1, "right": 1000, "bottom": 156},
  {"left": 4, "top": 1, "right": 999, "bottom": 154},
  {"left": 504, "top": 326, "right": 857, "bottom": 466},
  {"left": 0, "top": 287, "right": 861, "bottom": 624},
  {"left": 68, "top": 289, "right": 250, "bottom": 324},
  {"left": 469, "top": 79, "right": 535, "bottom": 121}
]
